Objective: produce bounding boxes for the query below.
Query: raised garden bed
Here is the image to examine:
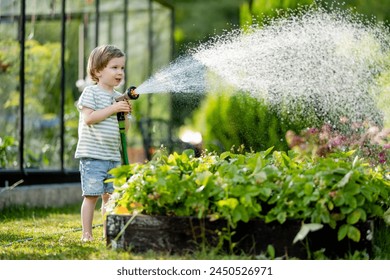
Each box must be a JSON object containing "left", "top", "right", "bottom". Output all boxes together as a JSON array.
[
  {"left": 106, "top": 214, "right": 373, "bottom": 259},
  {"left": 106, "top": 147, "right": 390, "bottom": 259}
]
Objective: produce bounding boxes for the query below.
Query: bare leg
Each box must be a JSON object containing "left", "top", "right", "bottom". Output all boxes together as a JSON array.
[
  {"left": 81, "top": 195, "right": 99, "bottom": 241},
  {"left": 101, "top": 193, "right": 111, "bottom": 239}
]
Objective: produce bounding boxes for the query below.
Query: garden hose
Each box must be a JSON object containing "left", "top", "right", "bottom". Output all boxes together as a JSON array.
[{"left": 115, "top": 86, "right": 139, "bottom": 165}]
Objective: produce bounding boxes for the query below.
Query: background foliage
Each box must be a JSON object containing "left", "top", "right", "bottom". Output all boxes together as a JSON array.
[
  {"left": 191, "top": 91, "right": 293, "bottom": 153},
  {"left": 0, "top": 39, "right": 64, "bottom": 168}
]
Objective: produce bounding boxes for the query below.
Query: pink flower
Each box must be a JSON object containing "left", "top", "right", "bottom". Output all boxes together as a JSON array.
[
  {"left": 307, "top": 128, "right": 319, "bottom": 134},
  {"left": 329, "top": 135, "right": 345, "bottom": 147},
  {"left": 378, "top": 151, "right": 387, "bottom": 164}
]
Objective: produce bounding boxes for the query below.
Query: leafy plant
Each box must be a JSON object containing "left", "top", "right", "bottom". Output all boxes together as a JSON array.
[
  {"left": 0, "top": 136, "right": 17, "bottom": 168},
  {"left": 107, "top": 146, "right": 390, "bottom": 244}
]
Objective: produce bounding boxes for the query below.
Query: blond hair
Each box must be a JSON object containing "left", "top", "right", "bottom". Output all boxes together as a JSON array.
[{"left": 87, "top": 45, "right": 125, "bottom": 83}]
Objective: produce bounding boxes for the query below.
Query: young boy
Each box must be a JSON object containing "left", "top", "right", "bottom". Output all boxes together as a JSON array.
[{"left": 75, "top": 45, "right": 132, "bottom": 242}]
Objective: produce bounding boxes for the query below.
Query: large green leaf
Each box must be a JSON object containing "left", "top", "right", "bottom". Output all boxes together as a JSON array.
[
  {"left": 338, "top": 224, "right": 349, "bottom": 241},
  {"left": 276, "top": 211, "right": 287, "bottom": 224},
  {"left": 335, "top": 171, "right": 353, "bottom": 188},
  {"left": 347, "top": 225, "right": 361, "bottom": 242},
  {"left": 347, "top": 209, "right": 362, "bottom": 224},
  {"left": 217, "top": 198, "right": 239, "bottom": 210},
  {"left": 232, "top": 205, "right": 250, "bottom": 223},
  {"left": 384, "top": 207, "right": 390, "bottom": 225}
]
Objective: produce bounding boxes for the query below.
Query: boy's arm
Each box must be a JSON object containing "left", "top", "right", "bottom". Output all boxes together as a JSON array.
[{"left": 81, "top": 101, "right": 131, "bottom": 125}]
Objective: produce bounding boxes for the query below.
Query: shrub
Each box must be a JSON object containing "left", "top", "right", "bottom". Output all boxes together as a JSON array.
[
  {"left": 286, "top": 121, "right": 390, "bottom": 167},
  {"left": 191, "top": 91, "right": 296, "bottom": 153}
]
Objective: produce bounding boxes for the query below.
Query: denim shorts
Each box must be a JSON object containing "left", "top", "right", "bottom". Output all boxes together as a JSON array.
[{"left": 79, "top": 158, "right": 121, "bottom": 196}]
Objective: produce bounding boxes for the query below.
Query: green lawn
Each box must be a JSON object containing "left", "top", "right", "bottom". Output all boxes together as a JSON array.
[
  {"left": 0, "top": 204, "right": 252, "bottom": 260},
  {"left": 0, "top": 204, "right": 114, "bottom": 260},
  {"left": 1, "top": 204, "right": 389, "bottom": 260}
]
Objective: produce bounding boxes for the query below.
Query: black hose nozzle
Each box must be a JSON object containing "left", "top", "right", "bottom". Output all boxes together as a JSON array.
[
  {"left": 116, "top": 86, "right": 139, "bottom": 123},
  {"left": 115, "top": 86, "right": 139, "bottom": 102}
]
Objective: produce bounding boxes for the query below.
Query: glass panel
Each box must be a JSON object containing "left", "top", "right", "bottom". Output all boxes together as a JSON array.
[
  {"left": 0, "top": 0, "right": 21, "bottom": 169},
  {"left": 64, "top": 0, "right": 93, "bottom": 170},
  {"left": 21, "top": 1, "right": 62, "bottom": 169}
]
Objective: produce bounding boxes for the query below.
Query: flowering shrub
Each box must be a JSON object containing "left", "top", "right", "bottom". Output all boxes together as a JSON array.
[{"left": 285, "top": 120, "right": 390, "bottom": 166}]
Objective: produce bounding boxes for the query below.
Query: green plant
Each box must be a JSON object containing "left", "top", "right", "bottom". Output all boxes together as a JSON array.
[
  {"left": 107, "top": 146, "right": 390, "bottom": 246},
  {"left": 266, "top": 150, "right": 389, "bottom": 242},
  {"left": 286, "top": 121, "right": 390, "bottom": 166},
  {"left": 240, "top": 0, "right": 314, "bottom": 27},
  {"left": 0, "top": 136, "right": 17, "bottom": 168},
  {"left": 0, "top": 39, "right": 63, "bottom": 169}
]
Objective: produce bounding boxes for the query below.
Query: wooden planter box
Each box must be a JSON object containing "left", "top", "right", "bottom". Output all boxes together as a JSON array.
[{"left": 106, "top": 214, "right": 373, "bottom": 259}]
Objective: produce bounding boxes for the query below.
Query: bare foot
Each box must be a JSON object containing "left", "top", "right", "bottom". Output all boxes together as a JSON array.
[{"left": 81, "top": 232, "right": 94, "bottom": 242}]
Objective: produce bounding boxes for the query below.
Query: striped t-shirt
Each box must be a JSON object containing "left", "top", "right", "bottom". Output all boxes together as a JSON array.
[{"left": 75, "top": 85, "right": 122, "bottom": 161}]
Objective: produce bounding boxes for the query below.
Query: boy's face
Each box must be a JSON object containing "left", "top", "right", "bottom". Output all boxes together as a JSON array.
[{"left": 96, "top": 56, "right": 126, "bottom": 91}]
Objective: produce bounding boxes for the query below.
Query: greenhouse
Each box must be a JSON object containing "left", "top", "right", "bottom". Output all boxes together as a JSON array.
[{"left": 0, "top": 0, "right": 174, "bottom": 187}]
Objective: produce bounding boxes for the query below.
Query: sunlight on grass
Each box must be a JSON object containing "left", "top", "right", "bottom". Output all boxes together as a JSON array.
[
  {"left": 1, "top": 204, "right": 389, "bottom": 260},
  {"left": 0, "top": 205, "right": 248, "bottom": 260},
  {"left": 0, "top": 204, "right": 109, "bottom": 260}
]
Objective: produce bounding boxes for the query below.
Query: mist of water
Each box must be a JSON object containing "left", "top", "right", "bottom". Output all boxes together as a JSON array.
[{"left": 135, "top": 6, "right": 390, "bottom": 126}]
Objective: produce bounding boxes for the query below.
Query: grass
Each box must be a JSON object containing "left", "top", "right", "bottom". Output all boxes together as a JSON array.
[
  {"left": 0, "top": 204, "right": 252, "bottom": 260},
  {"left": 1, "top": 203, "right": 389, "bottom": 260},
  {"left": 0, "top": 204, "right": 108, "bottom": 260}
]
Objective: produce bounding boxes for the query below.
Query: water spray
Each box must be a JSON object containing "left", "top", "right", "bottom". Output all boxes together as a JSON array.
[
  {"left": 136, "top": 7, "right": 390, "bottom": 128},
  {"left": 115, "top": 86, "right": 139, "bottom": 165}
]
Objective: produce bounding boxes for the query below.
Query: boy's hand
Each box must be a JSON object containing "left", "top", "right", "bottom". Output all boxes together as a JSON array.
[{"left": 113, "top": 100, "right": 131, "bottom": 114}]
